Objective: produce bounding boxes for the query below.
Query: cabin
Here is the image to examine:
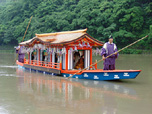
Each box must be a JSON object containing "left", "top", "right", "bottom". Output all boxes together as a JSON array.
[{"left": 18, "top": 29, "right": 104, "bottom": 74}]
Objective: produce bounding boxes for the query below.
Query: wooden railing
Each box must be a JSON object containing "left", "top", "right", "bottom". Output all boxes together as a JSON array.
[{"left": 24, "top": 59, "right": 62, "bottom": 70}]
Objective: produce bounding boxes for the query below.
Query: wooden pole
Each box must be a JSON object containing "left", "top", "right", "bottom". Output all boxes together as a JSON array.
[
  {"left": 14, "top": 16, "right": 33, "bottom": 65},
  {"left": 22, "top": 16, "right": 33, "bottom": 42},
  {"left": 67, "top": 35, "right": 149, "bottom": 79}
]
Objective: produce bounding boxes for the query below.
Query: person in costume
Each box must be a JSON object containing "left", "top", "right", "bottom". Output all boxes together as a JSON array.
[
  {"left": 73, "top": 51, "right": 80, "bottom": 68},
  {"left": 74, "top": 55, "right": 84, "bottom": 70},
  {"left": 101, "top": 35, "right": 118, "bottom": 70},
  {"left": 16, "top": 46, "right": 25, "bottom": 63}
]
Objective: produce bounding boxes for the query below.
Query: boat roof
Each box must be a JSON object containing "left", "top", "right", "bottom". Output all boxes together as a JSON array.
[{"left": 19, "top": 28, "right": 104, "bottom": 47}]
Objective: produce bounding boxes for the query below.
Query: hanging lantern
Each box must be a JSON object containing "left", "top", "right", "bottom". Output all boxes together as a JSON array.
[
  {"left": 87, "top": 42, "right": 92, "bottom": 48},
  {"left": 64, "top": 47, "right": 66, "bottom": 54},
  {"left": 34, "top": 44, "right": 37, "bottom": 49},
  {"left": 79, "top": 42, "right": 83, "bottom": 48},
  {"left": 74, "top": 45, "right": 78, "bottom": 52},
  {"left": 70, "top": 48, "right": 73, "bottom": 54},
  {"left": 82, "top": 41, "right": 86, "bottom": 47},
  {"left": 53, "top": 47, "right": 56, "bottom": 53},
  {"left": 62, "top": 47, "right": 66, "bottom": 54}
]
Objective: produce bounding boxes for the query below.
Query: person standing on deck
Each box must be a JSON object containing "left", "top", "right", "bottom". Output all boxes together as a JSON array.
[
  {"left": 16, "top": 46, "right": 25, "bottom": 63},
  {"left": 101, "top": 35, "right": 118, "bottom": 70}
]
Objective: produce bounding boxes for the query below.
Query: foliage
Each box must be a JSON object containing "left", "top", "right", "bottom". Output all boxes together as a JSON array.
[
  {"left": 0, "top": 0, "right": 152, "bottom": 51},
  {"left": 119, "top": 48, "right": 143, "bottom": 54}
]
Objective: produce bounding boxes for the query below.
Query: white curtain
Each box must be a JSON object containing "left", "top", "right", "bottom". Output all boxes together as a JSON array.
[
  {"left": 29, "top": 52, "right": 32, "bottom": 64},
  {"left": 52, "top": 51, "right": 55, "bottom": 63},
  {"left": 62, "top": 53, "right": 66, "bottom": 70},
  {"left": 40, "top": 49, "right": 42, "bottom": 61},
  {"left": 84, "top": 50, "right": 90, "bottom": 69},
  {"left": 68, "top": 50, "right": 73, "bottom": 70}
]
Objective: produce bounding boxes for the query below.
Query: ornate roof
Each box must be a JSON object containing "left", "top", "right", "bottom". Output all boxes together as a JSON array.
[{"left": 19, "top": 28, "right": 104, "bottom": 47}]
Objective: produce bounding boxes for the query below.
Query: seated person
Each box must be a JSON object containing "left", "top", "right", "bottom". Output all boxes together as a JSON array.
[
  {"left": 73, "top": 52, "right": 80, "bottom": 68},
  {"left": 74, "top": 55, "right": 84, "bottom": 70}
]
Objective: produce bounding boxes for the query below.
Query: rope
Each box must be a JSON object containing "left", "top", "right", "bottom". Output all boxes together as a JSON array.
[{"left": 67, "top": 34, "right": 149, "bottom": 79}]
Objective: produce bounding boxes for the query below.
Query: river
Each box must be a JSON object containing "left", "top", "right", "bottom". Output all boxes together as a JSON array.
[{"left": 0, "top": 53, "right": 152, "bottom": 114}]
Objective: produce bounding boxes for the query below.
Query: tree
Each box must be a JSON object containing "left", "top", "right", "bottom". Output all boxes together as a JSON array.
[{"left": 0, "top": 0, "right": 151, "bottom": 52}]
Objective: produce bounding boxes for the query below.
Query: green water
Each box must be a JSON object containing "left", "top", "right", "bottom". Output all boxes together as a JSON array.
[{"left": 0, "top": 53, "right": 152, "bottom": 114}]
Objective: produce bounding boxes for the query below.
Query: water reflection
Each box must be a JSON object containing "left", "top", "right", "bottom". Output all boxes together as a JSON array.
[{"left": 16, "top": 68, "right": 138, "bottom": 114}]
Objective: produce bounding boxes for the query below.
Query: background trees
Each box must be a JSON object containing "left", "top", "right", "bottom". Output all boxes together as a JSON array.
[{"left": 0, "top": 0, "right": 151, "bottom": 50}]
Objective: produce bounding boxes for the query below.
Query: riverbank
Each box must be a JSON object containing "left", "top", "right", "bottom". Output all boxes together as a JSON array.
[{"left": 0, "top": 45, "right": 16, "bottom": 53}]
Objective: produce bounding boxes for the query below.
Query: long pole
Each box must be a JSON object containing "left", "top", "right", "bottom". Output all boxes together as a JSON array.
[
  {"left": 22, "top": 16, "right": 33, "bottom": 42},
  {"left": 67, "top": 34, "right": 149, "bottom": 79},
  {"left": 14, "top": 16, "right": 33, "bottom": 65}
]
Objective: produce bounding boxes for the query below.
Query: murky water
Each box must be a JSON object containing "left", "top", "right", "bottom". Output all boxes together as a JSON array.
[{"left": 0, "top": 53, "right": 152, "bottom": 114}]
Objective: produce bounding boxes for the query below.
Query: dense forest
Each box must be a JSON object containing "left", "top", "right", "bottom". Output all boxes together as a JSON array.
[{"left": 0, "top": 0, "right": 152, "bottom": 51}]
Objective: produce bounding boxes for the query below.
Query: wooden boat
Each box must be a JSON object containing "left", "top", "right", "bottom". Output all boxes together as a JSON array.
[{"left": 16, "top": 29, "right": 141, "bottom": 81}]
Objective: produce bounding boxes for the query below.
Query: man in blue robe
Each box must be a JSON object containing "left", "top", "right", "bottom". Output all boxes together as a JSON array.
[{"left": 101, "top": 35, "right": 118, "bottom": 70}]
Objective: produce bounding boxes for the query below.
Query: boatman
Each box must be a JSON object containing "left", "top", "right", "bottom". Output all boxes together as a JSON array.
[
  {"left": 101, "top": 35, "right": 118, "bottom": 70},
  {"left": 16, "top": 46, "right": 25, "bottom": 63}
]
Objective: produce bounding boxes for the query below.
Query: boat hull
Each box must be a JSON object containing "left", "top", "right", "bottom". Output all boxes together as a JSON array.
[
  {"left": 16, "top": 61, "right": 141, "bottom": 81},
  {"left": 62, "top": 70, "right": 141, "bottom": 80}
]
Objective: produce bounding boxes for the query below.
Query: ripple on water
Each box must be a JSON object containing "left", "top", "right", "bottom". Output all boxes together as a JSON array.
[
  {"left": 0, "top": 106, "right": 9, "bottom": 114},
  {"left": 0, "top": 74, "right": 17, "bottom": 77},
  {"left": 0, "top": 65, "right": 18, "bottom": 68}
]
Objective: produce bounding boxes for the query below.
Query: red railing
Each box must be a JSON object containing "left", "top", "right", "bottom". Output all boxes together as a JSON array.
[
  {"left": 91, "top": 60, "right": 98, "bottom": 70},
  {"left": 24, "top": 59, "right": 62, "bottom": 70}
]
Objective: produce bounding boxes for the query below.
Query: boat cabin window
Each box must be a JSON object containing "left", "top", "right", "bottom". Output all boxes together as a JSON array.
[
  {"left": 52, "top": 52, "right": 60, "bottom": 63},
  {"left": 31, "top": 50, "right": 37, "bottom": 61},
  {"left": 40, "top": 49, "right": 50, "bottom": 62},
  {"left": 73, "top": 51, "right": 84, "bottom": 70},
  {"left": 68, "top": 50, "right": 90, "bottom": 70}
]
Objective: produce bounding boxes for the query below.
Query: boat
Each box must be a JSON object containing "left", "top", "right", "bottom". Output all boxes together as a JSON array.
[{"left": 16, "top": 28, "right": 141, "bottom": 80}]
